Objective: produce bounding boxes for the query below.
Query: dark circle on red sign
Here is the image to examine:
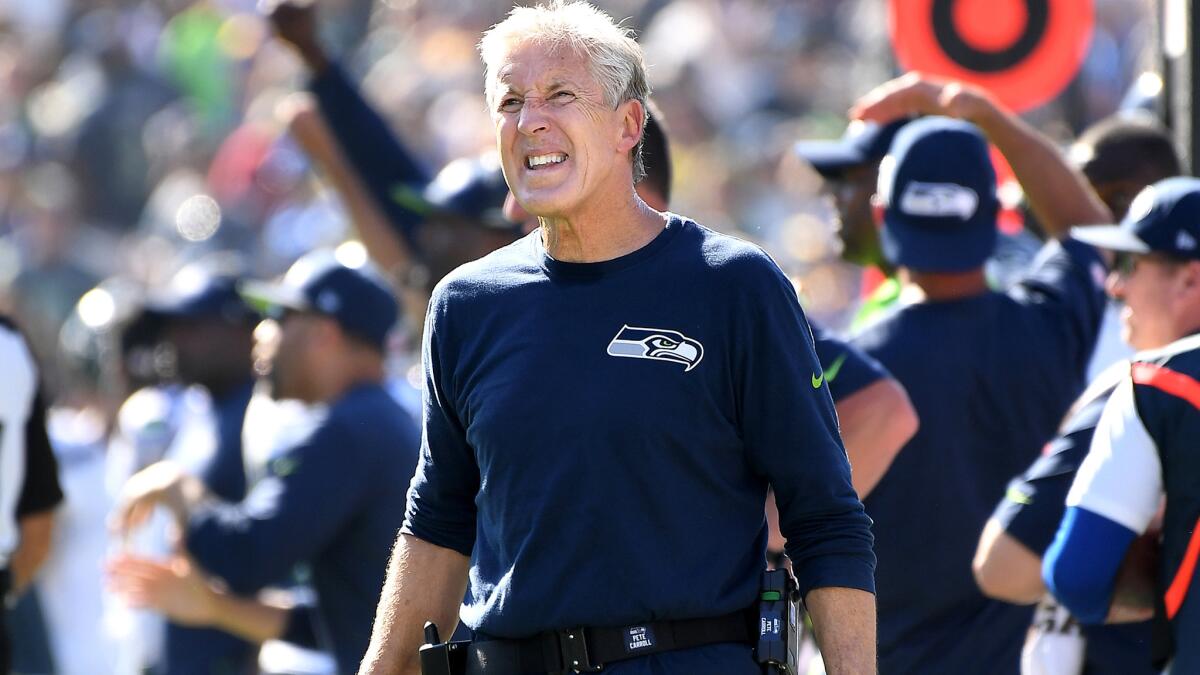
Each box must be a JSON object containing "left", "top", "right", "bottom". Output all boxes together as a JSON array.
[{"left": 931, "top": 0, "right": 1049, "bottom": 73}]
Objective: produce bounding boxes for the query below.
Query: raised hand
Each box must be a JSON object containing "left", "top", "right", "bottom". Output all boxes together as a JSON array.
[
  {"left": 259, "top": 0, "right": 329, "bottom": 73},
  {"left": 849, "top": 72, "right": 994, "bottom": 126}
]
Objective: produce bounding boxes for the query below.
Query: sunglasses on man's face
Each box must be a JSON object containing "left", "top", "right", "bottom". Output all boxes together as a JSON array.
[{"left": 1113, "top": 251, "right": 1188, "bottom": 277}]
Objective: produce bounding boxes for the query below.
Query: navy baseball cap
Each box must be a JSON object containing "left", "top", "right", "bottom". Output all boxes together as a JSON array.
[
  {"left": 793, "top": 118, "right": 910, "bottom": 178},
  {"left": 1072, "top": 177, "right": 1200, "bottom": 260},
  {"left": 143, "top": 266, "right": 258, "bottom": 324},
  {"left": 878, "top": 117, "right": 999, "bottom": 273},
  {"left": 421, "top": 155, "right": 513, "bottom": 230},
  {"left": 240, "top": 251, "right": 399, "bottom": 350}
]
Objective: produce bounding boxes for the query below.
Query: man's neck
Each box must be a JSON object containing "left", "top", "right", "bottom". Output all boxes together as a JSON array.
[
  {"left": 308, "top": 355, "right": 385, "bottom": 405},
  {"left": 900, "top": 267, "right": 990, "bottom": 302},
  {"left": 204, "top": 372, "right": 253, "bottom": 402},
  {"left": 539, "top": 192, "right": 665, "bottom": 263}
]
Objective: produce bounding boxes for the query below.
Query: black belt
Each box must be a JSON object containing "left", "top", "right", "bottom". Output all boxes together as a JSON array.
[{"left": 466, "top": 610, "right": 754, "bottom": 674}]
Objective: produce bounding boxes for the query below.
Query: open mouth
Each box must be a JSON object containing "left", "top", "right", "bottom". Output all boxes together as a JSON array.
[{"left": 526, "top": 152, "right": 568, "bottom": 170}]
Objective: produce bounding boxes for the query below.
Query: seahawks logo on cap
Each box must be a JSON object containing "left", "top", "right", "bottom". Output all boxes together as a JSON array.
[
  {"left": 1128, "top": 186, "right": 1157, "bottom": 223},
  {"left": 899, "top": 182, "right": 979, "bottom": 220},
  {"left": 606, "top": 325, "right": 704, "bottom": 372}
]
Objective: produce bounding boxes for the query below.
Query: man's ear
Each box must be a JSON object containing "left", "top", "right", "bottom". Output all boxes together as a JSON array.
[
  {"left": 1179, "top": 260, "right": 1200, "bottom": 295},
  {"left": 314, "top": 315, "right": 344, "bottom": 349},
  {"left": 616, "top": 98, "right": 645, "bottom": 155}
]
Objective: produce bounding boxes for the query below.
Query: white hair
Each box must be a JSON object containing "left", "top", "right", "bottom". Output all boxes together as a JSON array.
[{"left": 479, "top": 0, "right": 652, "bottom": 181}]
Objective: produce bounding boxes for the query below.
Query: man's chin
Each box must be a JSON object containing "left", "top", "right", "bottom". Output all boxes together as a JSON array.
[{"left": 515, "top": 186, "right": 577, "bottom": 219}]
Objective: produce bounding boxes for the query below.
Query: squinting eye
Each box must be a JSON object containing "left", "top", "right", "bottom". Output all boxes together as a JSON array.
[
  {"left": 552, "top": 91, "right": 575, "bottom": 101},
  {"left": 499, "top": 98, "right": 523, "bottom": 112}
]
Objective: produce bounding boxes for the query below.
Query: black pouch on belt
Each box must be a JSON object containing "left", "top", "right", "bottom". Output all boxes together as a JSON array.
[
  {"left": 754, "top": 568, "right": 802, "bottom": 674},
  {"left": 420, "top": 622, "right": 469, "bottom": 675}
]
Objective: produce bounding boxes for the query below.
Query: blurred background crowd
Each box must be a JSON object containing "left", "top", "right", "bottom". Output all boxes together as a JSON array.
[
  {"left": 0, "top": 0, "right": 1154, "bottom": 353},
  {"left": 0, "top": 0, "right": 1165, "bottom": 673}
]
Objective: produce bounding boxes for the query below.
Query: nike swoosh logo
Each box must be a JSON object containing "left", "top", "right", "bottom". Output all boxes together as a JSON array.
[
  {"left": 1005, "top": 486, "right": 1032, "bottom": 505},
  {"left": 823, "top": 353, "right": 848, "bottom": 384},
  {"left": 811, "top": 371, "right": 824, "bottom": 388}
]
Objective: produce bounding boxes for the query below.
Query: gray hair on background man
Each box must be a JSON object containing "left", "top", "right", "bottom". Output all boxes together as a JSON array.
[{"left": 478, "top": 0, "right": 652, "bottom": 181}]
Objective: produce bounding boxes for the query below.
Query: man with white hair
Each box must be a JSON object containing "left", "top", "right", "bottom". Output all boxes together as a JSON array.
[{"left": 358, "top": 3, "right": 876, "bottom": 675}]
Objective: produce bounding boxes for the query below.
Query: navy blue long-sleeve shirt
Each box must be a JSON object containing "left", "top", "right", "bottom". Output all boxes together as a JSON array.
[
  {"left": 186, "top": 383, "right": 420, "bottom": 674},
  {"left": 404, "top": 215, "right": 874, "bottom": 674}
]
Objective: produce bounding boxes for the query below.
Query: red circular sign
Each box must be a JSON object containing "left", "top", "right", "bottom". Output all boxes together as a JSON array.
[{"left": 890, "top": 0, "right": 1094, "bottom": 113}]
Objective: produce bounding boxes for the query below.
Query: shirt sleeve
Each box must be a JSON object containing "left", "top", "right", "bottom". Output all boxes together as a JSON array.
[
  {"left": 738, "top": 257, "right": 875, "bottom": 597},
  {"left": 16, "top": 385, "right": 63, "bottom": 518},
  {"left": 308, "top": 61, "right": 432, "bottom": 250},
  {"left": 1008, "top": 237, "right": 1108, "bottom": 381},
  {"left": 186, "top": 417, "right": 375, "bottom": 594},
  {"left": 400, "top": 284, "right": 480, "bottom": 556},
  {"left": 1043, "top": 506, "right": 1138, "bottom": 624},
  {"left": 810, "top": 323, "right": 889, "bottom": 403},
  {"left": 1066, "top": 376, "right": 1162, "bottom": 535},
  {"left": 992, "top": 425, "right": 1092, "bottom": 555}
]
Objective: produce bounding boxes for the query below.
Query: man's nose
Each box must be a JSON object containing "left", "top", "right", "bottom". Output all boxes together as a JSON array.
[
  {"left": 517, "top": 99, "right": 550, "bottom": 135},
  {"left": 252, "top": 319, "right": 281, "bottom": 373}
]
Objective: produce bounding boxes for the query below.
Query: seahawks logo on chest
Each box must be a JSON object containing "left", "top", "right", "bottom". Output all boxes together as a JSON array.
[{"left": 606, "top": 325, "right": 704, "bottom": 372}]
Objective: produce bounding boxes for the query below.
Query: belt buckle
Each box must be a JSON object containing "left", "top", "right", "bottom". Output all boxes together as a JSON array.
[{"left": 557, "top": 628, "right": 603, "bottom": 673}]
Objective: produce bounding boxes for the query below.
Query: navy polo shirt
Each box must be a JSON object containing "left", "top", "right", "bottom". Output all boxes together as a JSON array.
[
  {"left": 852, "top": 237, "right": 1107, "bottom": 675},
  {"left": 186, "top": 382, "right": 420, "bottom": 674},
  {"left": 405, "top": 216, "right": 874, "bottom": 674}
]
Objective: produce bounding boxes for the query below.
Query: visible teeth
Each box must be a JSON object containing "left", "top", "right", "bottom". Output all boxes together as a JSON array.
[{"left": 527, "top": 153, "right": 566, "bottom": 168}]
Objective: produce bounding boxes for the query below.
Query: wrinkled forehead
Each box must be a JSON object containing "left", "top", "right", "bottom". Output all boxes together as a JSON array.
[{"left": 493, "top": 39, "right": 595, "bottom": 92}]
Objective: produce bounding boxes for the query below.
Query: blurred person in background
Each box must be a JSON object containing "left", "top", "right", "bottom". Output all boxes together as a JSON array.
[
  {"left": 1069, "top": 115, "right": 1184, "bottom": 381},
  {"left": 132, "top": 262, "right": 263, "bottom": 675},
  {"left": 0, "top": 314, "right": 63, "bottom": 674},
  {"left": 1045, "top": 177, "right": 1200, "bottom": 675},
  {"left": 794, "top": 118, "right": 909, "bottom": 328},
  {"left": 111, "top": 253, "right": 420, "bottom": 674},
  {"left": 973, "top": 364, "right": 1157, "bottom": 675},
  {"left": 847, "top": 74, "right": 1113, "bottom": 675},
  {"left": 69, "top": 15, "right": 180, "bottom": 233},
  {"left": 10, "top": 274, "right": 172, "bottom": 675},
  {"left": 263, "top": 0, "right": 519, "bottom": 291},
  {"left": 971, "top": 114, "right": 1182, "bottom": 675}
]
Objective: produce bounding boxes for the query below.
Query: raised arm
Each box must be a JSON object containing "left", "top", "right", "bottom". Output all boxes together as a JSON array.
[
  {"left": 850, "top": 73, "right": 1112, "bottom": 247},
  {"left": 283, "top": 96, "right": 431, "bottom": 329},
  {"left": 357, "top": 533, "right": 469, "bottom": 675},
  {"left": 263, "top": 0, "right": 433, "bottom": 250}
]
